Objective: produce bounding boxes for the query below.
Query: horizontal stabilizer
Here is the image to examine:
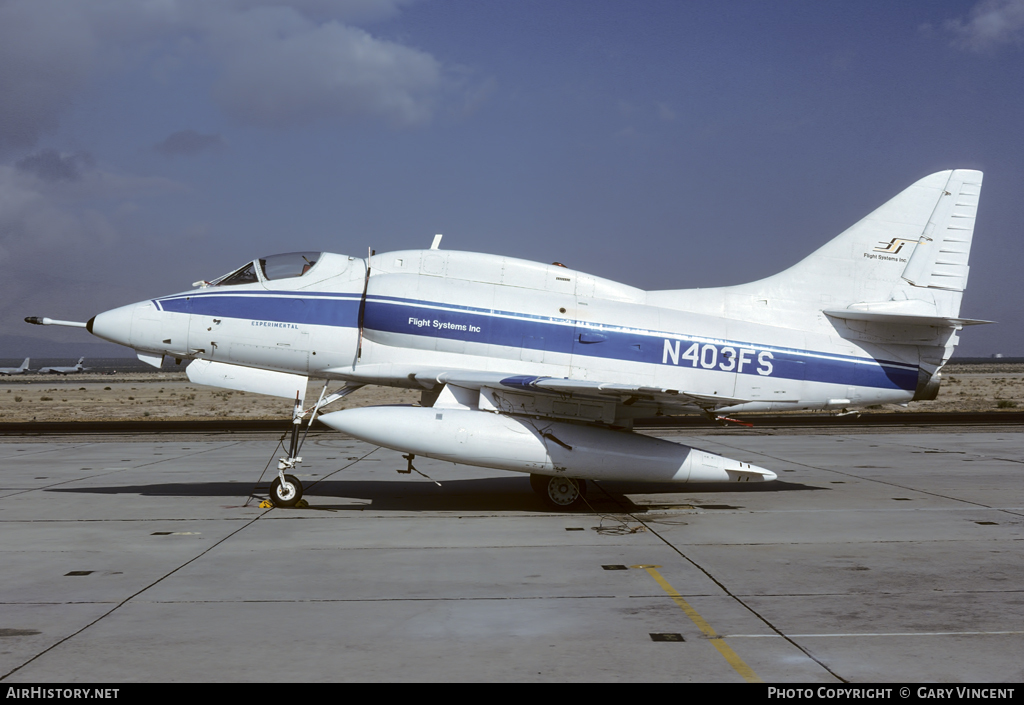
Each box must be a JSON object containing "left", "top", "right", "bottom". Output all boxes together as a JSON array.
[{"left": 823, "top": 309, "right": 992, "bottom": 327}]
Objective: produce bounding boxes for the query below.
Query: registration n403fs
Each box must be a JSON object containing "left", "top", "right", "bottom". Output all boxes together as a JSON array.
[{"left": 28, "top": 169, "right": 989, "bottom": 509}]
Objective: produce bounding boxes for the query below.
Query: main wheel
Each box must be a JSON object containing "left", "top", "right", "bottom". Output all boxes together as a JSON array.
[
  {"left": 270, "top": 474, "right": 303, "bottom": 508},
  {"left": 539, "top": 476, "right": 587, "bottom": 510}
]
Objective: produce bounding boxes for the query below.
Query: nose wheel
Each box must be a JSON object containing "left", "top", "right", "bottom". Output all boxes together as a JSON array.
[
  {"left": 530, "top": 474, "right": 587, "bottom": 510},
  {"left": 270, "top": 474, "right": 303, "bottom": 508}
]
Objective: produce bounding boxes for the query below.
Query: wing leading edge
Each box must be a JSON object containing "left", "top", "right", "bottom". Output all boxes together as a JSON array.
[{"left": 411, "top": 369, "right": 752, "bottom": 417}]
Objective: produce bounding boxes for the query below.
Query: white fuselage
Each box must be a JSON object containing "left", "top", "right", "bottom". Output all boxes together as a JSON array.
[
  {"left": 90, "top": 249, "right": 923, "bottom": 416},
  {"left": 65, "top": 169, "right": 988, "bottom": 489}
]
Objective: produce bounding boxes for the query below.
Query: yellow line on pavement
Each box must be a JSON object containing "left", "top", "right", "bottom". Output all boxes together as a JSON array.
[{"left": 633, "top": 564, "right": 762, "bottom": 683}]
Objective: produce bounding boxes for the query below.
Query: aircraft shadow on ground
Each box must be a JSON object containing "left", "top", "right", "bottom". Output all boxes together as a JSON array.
[{"left": 44, "top": 476, "right": 822, "bottom": 512}]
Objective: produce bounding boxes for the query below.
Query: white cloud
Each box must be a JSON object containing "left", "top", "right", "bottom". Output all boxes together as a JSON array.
[
  {"left": 0, "top": 161, "right": 183, "bottom": 262},
  {"left": 219, "top": 0, "right": 421, "bottom": 24},
  {"left": 945, "top": 0, "right": 1024, "bottom": 51},
  {"left": 208, "top": 8, "right": 444, "bottom": 128},
  {"left": 0, "top": 0, "right": 465, "bottom": 150}
]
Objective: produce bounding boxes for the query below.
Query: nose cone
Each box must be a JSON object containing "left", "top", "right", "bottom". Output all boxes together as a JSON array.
[{"left": 88, "top": 302, "right": 139, "bottom": 348}]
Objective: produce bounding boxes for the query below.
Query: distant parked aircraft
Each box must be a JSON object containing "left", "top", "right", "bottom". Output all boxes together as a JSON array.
[
  {"left": 0, "top": 358, "right": 31, "bottom": 375},
  {"left": 38, "top": 358, "right": 86, "bottom": 375}
]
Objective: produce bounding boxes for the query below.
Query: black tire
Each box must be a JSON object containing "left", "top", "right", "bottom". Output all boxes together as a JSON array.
[
  {"left": 540, "top": 476, "right": 587, "bottom": 510},
  {"left": 270, "top": 474, "right": 303, "bottom": 508}
]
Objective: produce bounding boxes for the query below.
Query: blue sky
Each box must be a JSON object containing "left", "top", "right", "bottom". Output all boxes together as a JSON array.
[{"left": 2, "top": 0, "right": 1022, "bottom": 356}]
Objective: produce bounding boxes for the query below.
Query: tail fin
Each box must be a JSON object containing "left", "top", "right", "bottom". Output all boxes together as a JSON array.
[
  {"left": 780, "top": 169, "right": 982, "bottom": 319},
  {"left": 649, "top": 169, "right": 984, "bottom": 327},
  {"left": 20, "top": 358, "right": 29, "bottom": 371}
]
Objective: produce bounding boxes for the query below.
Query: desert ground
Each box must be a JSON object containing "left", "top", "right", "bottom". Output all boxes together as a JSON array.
[{"left": 0, "top": 364, "right": 1020, "bottom": 423}]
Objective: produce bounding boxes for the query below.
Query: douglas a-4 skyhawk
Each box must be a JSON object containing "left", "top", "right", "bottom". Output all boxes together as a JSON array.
[{"left": 28, "top": 169, "right": 989, "bottom": 508}]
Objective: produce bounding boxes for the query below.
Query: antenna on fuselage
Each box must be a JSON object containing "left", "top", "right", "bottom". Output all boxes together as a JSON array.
[{"left": 430, "top": 233, "right": 443, "bottom": 250}]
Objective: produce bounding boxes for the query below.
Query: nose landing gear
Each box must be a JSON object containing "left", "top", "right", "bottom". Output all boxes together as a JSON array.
[
  {"left": 262, "top": 383, "right": 363, "bottom": 508},
  {"left": 269, "top": 395, "right": 306, "bottom": 508}
]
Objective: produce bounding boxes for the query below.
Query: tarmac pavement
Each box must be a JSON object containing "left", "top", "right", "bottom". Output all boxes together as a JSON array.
[{"left": 0, "top": 427, "right": 1021, "bottom": 683}]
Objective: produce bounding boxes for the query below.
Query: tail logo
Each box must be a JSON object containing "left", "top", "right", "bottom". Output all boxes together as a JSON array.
[{"left": 873, "top": 238, "right": 918, "bottom": 255}]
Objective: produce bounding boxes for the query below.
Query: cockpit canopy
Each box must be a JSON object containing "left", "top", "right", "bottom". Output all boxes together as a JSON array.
[{"left": 213, "top": 252, "right": 322, "bottom": 286}]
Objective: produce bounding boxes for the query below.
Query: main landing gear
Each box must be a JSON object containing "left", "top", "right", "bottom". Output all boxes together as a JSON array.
[{"left": 530, "top": 473, "right": 587, "bottom": 510}]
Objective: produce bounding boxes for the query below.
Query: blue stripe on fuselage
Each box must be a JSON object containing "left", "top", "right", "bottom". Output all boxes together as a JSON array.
[
  {"left": 153, "top": 291, "right": 918, "bottom": 391},
  {"left": 157, "top": 292, "right": 361, "bottom": 328},
  {"left": 362, "top": 296, "right": 919, "bottom": 391}
]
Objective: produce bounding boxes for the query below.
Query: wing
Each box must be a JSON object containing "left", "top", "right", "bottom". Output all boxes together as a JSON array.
[{"left": 406, "top": 369, "right": 751, "bottom": 422}]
